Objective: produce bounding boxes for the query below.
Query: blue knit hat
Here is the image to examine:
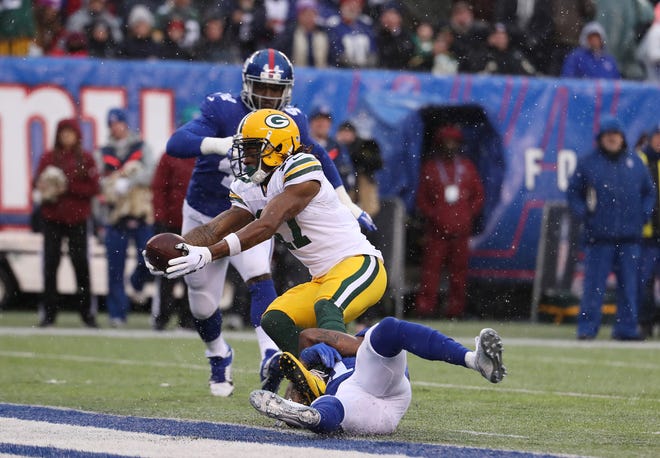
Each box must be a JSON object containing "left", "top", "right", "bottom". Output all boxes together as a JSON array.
[
  {"left": 598, "top": 115, "right": 623, "bottom": 136},
  {"left": 107, "top": 108, "right": 128, "bottom": 126}
]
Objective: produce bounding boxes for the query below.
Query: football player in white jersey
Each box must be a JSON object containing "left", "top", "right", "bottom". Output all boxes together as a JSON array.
[
  {"left": 154, "top": 109, "right": 387, "bottom": 392},
  {"left": 249, "top": 317, "right": 507, "bottom": 435}
]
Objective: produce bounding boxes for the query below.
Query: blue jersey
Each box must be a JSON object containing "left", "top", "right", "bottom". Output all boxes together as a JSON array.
[{"left": 166, "top": 92, "right": 343, "bottom": 218}]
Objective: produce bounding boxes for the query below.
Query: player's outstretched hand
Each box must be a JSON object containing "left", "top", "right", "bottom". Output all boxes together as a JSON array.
[
  {"left": 300, "top": 343, "right": 342, "bottom": 369},
  {"left": 357, "top": 210, "right": 377, "bottom": 232},
  {"left": 142, "top": 250, "right": 164, "bottom": 276},
  {"left": 165, "top": 243, "right": 212, "bottom": 279}
]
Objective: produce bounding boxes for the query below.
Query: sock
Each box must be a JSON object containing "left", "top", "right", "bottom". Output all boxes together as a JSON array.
[
  {"left": 310, "top": 395, "right": 344, "bottom": 434},
  {"left": 314, "top": 299, "right": 346, "bottom": 332},
  {"left": 248, "top": 279, "right": 277, "bottom": 327},
  {"left": 370, "top": 317, "right": 469, "bottom": 367},
  {"left": 464, "top": 351, "right": 477, "bottom": 370},
  {"left": 261, "top": 309, "right": 301, "bottom": 354},
  {"left": 255, "top": 325, "right": 278, "bottom": 360},
  {"left": 194, "top": 308, "right": 230, "bottom": 358}
]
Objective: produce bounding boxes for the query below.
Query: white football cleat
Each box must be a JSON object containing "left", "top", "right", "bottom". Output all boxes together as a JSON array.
[
  {"left": 475, "top": 328, "right": 506, "bottom": 383},
  {"left": 249, "top": 390, "right": 320, "bottom": 429},
  {"left": 208, "top": 347, "right": 234, "bottom": 397}
]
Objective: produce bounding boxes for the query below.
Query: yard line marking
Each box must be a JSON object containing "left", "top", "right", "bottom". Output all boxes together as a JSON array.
[
  {"left": 447, "top": 430, "right": 528, "bottom": 439},
  {"left": 2, "top": 350, "right": 656, "bottom": 403},
  {"left": 414, "top": 381, "right": 659, "bottom": 402}
]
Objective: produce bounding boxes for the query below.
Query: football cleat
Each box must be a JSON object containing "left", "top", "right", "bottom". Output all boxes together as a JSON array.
[
  {"left": 474, "top": 328, "right": 507, "bottom": 383},
  {"left": 249, "top": 389, "right": 320, "bottom": 429},
  {"left": 208, "top": 347, "right": 234, "bottom": 397},
  {"left": 279, "top": 352, "right": 326, "bottom": 405},
  {"left": 260, "top": 349, "right": 284, "bottom": 393}
]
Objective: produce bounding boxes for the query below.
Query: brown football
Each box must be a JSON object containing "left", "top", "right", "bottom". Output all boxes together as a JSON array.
[{"left": 145, "top": 233, "right": 187, "bottom": 272}]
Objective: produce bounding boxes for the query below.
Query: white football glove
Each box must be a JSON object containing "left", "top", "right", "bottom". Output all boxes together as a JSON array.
[
  {"left": 200, "top": 136, "right": 233, "bottom": 155},
  {"left": 165, "top": 243, "right": 212, "bottom": 279},
  {"left": 141, "top": 250, "right": 164, "bottom": 277}
]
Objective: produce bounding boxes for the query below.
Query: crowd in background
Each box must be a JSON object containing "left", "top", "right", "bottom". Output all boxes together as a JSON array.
[{"left": 3, "top": 0, "right": 660, "bottom": 81}]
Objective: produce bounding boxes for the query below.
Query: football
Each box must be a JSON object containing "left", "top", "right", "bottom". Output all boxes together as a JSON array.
[{"left": 145, "top": 233, "right": 187, "bottom": 272}]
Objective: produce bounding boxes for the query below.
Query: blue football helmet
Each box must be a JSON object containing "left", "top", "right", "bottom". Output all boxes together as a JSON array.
[{"left": 241, "top": 49, "right": 294, "bottom": 111}]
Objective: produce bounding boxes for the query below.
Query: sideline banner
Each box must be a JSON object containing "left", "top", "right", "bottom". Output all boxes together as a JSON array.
[{"left": 2, "top": 57, "right": 660, "bottom": 279}]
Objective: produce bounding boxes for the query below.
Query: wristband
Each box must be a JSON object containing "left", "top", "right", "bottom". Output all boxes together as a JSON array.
[{"left": 223, "top": 232, "right": 242, "bottom": 256}]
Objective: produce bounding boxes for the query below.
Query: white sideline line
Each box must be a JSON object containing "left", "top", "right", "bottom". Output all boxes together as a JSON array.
[
  {"left": 0, "top": 418, "right": 405, "bottom": 458},
  {"left": 447, "top": 429, "right": 528, "bottom": 439}
]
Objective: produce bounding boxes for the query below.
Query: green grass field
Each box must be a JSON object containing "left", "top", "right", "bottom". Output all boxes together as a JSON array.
[{"left": 1, "top": 311, "right": 658, "bottom": 457}]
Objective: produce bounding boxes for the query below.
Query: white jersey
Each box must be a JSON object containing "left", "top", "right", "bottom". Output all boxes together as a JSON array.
[{"left": 230, "top": 153, "right": 382, "bottom": 277}]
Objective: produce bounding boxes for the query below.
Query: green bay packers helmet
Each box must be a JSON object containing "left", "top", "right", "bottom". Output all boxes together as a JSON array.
[{"left": 231, "top": 109, "right": 301, "bottom": 183}]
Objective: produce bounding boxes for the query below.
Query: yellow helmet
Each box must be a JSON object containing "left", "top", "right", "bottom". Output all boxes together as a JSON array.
[{"left": 231, "top": 109, "right": 301, "bottom": 183}]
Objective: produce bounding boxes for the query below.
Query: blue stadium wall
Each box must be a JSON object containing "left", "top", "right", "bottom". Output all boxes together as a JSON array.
[{"left": 2, "top": 57, "right": 659, "bottom": 281}]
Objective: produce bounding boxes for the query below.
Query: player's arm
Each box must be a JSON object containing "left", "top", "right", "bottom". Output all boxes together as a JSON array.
[
  {"left": 166, "top": 101, "right": 233, "bottom": 158},
  {"left": 183, "top": 205, "right": 255, "bottom": 251},
  {"left": 214, "top": 180, "right": 320, "bottom": 257},
  {"left": 298, "top": 328, "right": 364, "bottom": 357}
]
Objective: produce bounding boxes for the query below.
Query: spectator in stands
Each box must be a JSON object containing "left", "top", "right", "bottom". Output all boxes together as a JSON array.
[
  {"left": 327, "top": 0, "right": 377, "bottom": 68},
  {"left": 34, "top": 118, "right": 100, "bottom": 328},
  {"left": 637, "top": 123, "right": 660, "bottom": 339},
  {"left": 594, "top": 0, "right": 654, "bottom": 80},
  {"left": 49, "top": 30, "right": 89, "bottom": 57},
  {"left": 0, "top": 0, "right": 36, "bottom": 56},
  {"left": 408, "top": 20, "right": 435, "bottom": 72},
  {"left": 547, "top": 0, "right": 596, "bottom": 76},
  {"left": 96, "top": 108, "right": 156, "bottom": 328},
  {"left": 150, "top": 108, "right": 197, "bottom": 332},
  {"left": 415, "top": 125, "right": 484, "bottom": 319},
  {"left": 467, "top": 22, "right": 536, "bottom": 76},
  {"left": 154, "top": 0, "right": 201, "bottom": 51},
  {"left": 34, "top": 0, "right": 66, "bottom": 56},
  {"left": 566, "top": 115, "right": 654, "bottom": 340},
  {"left": 119, "top": 4, "right": 162, "bottom": 60},
  {"left": 263, "top": 0, "right": 294, "bottom": 46},
  {"left": 431, "top": 26, "right": 459, "bottom": 75},
  {"left": 159, "top": 17, "right": 193, "bottom": 60},
  {"left": 441, "top": 1, "right": 490, "bottom": 73},
  {"left": 192, "top": 9, "right": 241, "bottom": 63},
  {"left": 273, "top": 0, "right": 329, "bottom": 68},
  {"left": 227, "top": 0, "right": 269, "bottom": 59},
  {"left": 310, "top": 109, "right": 355, "bottom": 192},
  {"left": 493, "top": 0, "right": 553, "bottom": 74},
  {"left": 66, "top": 0, "right": 122, "bottom": 46},
  {"left": 561, "top": 21, "right": 621, "bottom": 79},
  {"left": 636, "top": 2, "right": 660, "bottom": 82},
  {"left": 375, "top": 3, "right": 414, "bottom": 70},
  {"left": 85, "top": 17, "right": 119, "bottom": 59}
]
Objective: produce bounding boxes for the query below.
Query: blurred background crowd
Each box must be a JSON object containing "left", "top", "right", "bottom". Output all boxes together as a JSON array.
[{"left": 3, "top": 0, "right": 660, "bottom": 81}]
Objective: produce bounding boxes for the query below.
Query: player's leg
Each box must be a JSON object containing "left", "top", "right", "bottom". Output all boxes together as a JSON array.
[
  {"left": 230, "top": 240, "right": 281, "bottom": 390},
  {"left": 578, "top": 244, "right": 615, "bottom": 339},
  {"left": 182, "top": 202, "right": 233, "bottom": 396},
  {"left": 315, "top": 255, "right": 387, "bottom": 331},
  {"left": 612, "top": 243, "right": 643, "bottom": 340}
]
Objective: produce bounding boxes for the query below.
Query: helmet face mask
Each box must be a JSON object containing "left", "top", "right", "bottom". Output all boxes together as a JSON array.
[
  {"left": 231, "top": 109, "right": 301, "bottom": 184},
  {"left": 241, "top": 49, "right": 294, "bottom": 111}
]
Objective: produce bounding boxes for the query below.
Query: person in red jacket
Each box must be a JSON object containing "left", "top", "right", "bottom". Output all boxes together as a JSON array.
[
  {"left": 33, "top": 118, "right": 100, "bottom": 327},
  {"left": 415, "top": 125, "right": 484, "bottom": 319}
]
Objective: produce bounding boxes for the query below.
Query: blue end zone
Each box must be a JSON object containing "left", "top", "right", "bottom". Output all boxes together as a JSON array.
[{"left": 0, "top": 403, "right": 560, "bottom": 457}]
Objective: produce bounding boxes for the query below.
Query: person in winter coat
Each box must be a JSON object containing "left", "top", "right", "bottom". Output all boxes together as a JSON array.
[
  {"left": 33, "top": 118, "right": 100, "bottom": 327},
  {"left": 567, "top": 115, "right": 655, "bottom": 340},
  {"left": 415, "top": 125, "right": 484, "bottom": 319},
  {"left": 561, "top": 21, "right": 620, "bottom": 79}
]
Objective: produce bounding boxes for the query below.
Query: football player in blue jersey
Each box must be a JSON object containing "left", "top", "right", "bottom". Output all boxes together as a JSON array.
[
  {"left": 164, "top": 48, "right": 376, "bottom": 397},
  {"left": 249, "top": 317, "right": 507, "bottom": 435}
]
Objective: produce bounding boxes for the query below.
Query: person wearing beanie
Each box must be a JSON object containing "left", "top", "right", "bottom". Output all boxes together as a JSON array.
[
  {"left": 33, "top": 118, "right": 100, "bottom": 328},
  {"left": 637, "top": 123, "right": 660, "bottom": 338},
  {"left": 567, "top": 115, "right": 655, "bottom": 340},
  {"left": 415, "top": 124, "right": 484, "bottom": 319}
]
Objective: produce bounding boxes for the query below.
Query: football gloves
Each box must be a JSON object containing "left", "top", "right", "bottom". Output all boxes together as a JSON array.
[
  {"left": 142, "top": 250, "right": 164, "bottom": 276},
  {"left": 165, "top": 243, "right": 212, "bottom": 278},
  {"left": 299, "top": 343, "right": 342, "bottom": 369},
  {"left": 357, "top": 210, "right": 377, "bottom": 232}
]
